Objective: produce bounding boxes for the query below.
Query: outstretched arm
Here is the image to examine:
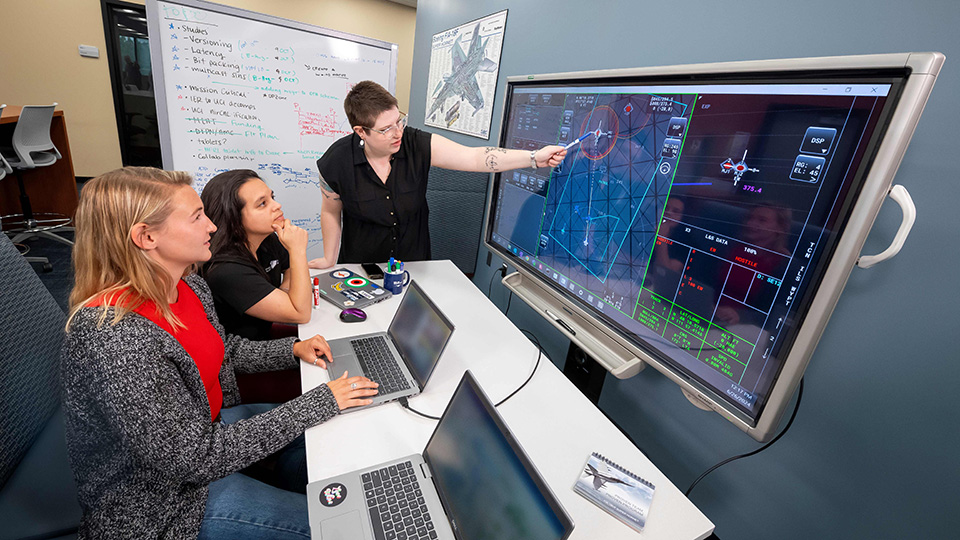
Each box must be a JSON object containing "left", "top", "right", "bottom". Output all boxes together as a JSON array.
[{"left": 430, "top": 134, "right": 566, "bottom": 172}]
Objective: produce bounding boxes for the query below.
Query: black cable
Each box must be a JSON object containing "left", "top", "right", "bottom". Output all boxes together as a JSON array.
[
  {"left": 487, "top": 269, "right": 499, "bottom": 299},
  {"left": 685, "top": 378, "right": 805, "bottom": 497},
  {"left": 487, "top": 264, "right": 510, "bottom": 314},
  {"left": 504, "top": 290, "right": 514, "bottom": 316},
  {"left": 398, "top": 329, "right": 545, "bottom": 419},
  {"left": 487, "top": 263, "right": 508, "bottom": 298},
  {"left": 495, "top": 329, "right": 543, "bottom": 407},
  {"left": 398, "top": 397, "right": 440, "bottom": 420}
]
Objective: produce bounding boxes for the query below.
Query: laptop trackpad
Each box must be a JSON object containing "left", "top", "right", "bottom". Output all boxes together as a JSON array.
[
  {"left": 321, "top": 510, "right": 365, "bottom": 540},
  {"left": 329, "top": 356, "right": 362, "bottom": 379}
]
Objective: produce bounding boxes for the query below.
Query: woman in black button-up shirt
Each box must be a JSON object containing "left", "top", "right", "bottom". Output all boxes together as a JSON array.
[{"left": 310, "top": 81, "right": 567, "bottom": 268}]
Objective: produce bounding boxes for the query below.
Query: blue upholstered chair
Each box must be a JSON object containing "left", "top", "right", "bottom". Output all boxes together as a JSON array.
[{"left": 0, "top": 233, "right": 80, "bottom": 539}]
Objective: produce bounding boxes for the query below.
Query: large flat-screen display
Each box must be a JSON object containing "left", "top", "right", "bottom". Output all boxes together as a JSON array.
[{"left": 484, "top": 53, "right": 942, "bottom": 441}]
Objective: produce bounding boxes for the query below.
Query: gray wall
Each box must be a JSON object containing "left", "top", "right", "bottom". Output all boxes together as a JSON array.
[{"left": 409, "top": 1, "right": 960, "bottom": 538}]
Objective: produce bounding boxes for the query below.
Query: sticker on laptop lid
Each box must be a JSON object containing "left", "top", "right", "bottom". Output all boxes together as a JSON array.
[{"left": 346, "top": 277, "right": 369, "bottom": 288}]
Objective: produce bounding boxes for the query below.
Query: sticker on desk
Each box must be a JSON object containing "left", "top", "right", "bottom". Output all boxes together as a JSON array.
[{"left": 320, "top": 483, "right": 348, "bottom": 507}]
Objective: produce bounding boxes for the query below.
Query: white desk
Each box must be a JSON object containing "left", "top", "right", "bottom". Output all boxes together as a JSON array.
[{"left": 300, "top": 260, "right": 714, "bottom": 540}]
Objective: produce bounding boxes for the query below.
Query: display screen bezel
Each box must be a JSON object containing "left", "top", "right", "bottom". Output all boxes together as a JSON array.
[{"left": 484, "top": 67, "right": 909, "bottom": 426}]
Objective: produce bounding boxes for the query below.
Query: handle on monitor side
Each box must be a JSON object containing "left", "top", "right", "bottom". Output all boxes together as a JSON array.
[{"left": 857, "top": 184, "right": 916, "bottom": 269}]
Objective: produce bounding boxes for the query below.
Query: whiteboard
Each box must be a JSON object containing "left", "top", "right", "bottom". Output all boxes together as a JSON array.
[{"left": 146, "top": 0, "right": 397, "bottom": 256}]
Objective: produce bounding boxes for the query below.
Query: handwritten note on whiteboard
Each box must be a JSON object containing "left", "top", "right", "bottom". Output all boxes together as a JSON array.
[{"left": 148, "top": 0, "right": 396, "bottom": 255}]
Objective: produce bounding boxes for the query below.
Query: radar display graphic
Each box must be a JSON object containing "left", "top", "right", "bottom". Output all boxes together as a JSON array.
[
  {"left": 491, "top": 82, "right": 889, "bottom": 415},
  {"left": 540, "top": 93, "right": 694, "bottom": 313}
]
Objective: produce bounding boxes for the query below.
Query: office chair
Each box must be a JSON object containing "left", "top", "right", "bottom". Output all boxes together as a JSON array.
[
  {"left": 0, "top": 105, "right": 7, "bottom": 200},
  {"left": 0, "top": 103, "right": 74, "bottom": 271},
  {"left": 0, "top": 138, "right": 9, "bottom": 224},
  {"left": 0, "top": 122, "right": 54, "bottom": 271},
  {"left": 0, "top": 233, "right": 82, "bottom": 539},
  {"left": 0, "top": 135, "right": 11, "bottom": 183}
]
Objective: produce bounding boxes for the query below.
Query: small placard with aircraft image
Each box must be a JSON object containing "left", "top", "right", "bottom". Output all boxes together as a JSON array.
[{"left": 574, "top": 452, "right": 656, "bottom": 532}]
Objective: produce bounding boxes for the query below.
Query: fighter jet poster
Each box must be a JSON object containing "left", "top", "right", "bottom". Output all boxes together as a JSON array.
[{"left": 424, "top": 10, "right": 507, "bottom": 139}]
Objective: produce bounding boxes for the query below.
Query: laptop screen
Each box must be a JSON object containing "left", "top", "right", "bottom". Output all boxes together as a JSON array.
[
  {"left": 387, "top": 281, "right": 455, "bottom": 387},
  {"left": 424, "top": 372, "right": 573, "bottom": 540}
]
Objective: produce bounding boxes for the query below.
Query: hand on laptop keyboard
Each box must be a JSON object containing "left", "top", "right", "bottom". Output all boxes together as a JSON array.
[
  {"left": 327, "top": 371, "right": 379, "bottom": 411},
  {"left": 351, "top": 337, "right": 412, "bottom": 394},
  {"left": 294, "top": 334, "right": 334, "bottom": 368}
]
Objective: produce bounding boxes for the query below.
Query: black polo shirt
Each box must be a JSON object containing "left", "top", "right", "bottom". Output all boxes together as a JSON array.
[{"left": 316, "top": 126, "right": 432, "bottom": 264}]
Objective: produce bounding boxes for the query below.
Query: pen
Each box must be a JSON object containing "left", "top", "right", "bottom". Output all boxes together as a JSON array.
[
  {"left": 563, "top": 132, "right": 590, "bottom": 151},
  {"left": 388, "top": 257, "right": 396, "bottom": 273},
  {"left": 545, "top": 309, "right": 576, "bottom": 335}
]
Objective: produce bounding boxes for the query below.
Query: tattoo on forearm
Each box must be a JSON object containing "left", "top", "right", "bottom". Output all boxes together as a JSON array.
[
  {"left": 485, "top": 154, "right": 499, "bottom": 171},
  {"left": 483, "top": 147, "right": 507, "bottom": 154}
]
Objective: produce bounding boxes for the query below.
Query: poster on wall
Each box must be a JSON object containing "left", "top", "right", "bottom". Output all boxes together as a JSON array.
[{"left": 424, "top": 10, "right": 507, "bottom": 139}]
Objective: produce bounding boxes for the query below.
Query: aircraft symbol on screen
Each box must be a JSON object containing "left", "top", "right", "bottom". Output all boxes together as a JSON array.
[{"left": 720, "top": 149, "right": 760, "bottom": 186}]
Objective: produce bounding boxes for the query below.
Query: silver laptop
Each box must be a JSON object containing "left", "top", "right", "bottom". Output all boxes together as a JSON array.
[
  {"left": 315, "top": 267, "right": 393, "bottom": 309},
  {"left": 326, "top": 280, "right": 454, "bottom": 412},
  {"left": 307, "top": 371, "right": 574, "bottom": 540}
]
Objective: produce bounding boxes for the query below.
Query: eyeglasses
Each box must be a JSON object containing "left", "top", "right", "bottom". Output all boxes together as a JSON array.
[{"left": 365, "top": 112, "right": 408, "bottom": 136}]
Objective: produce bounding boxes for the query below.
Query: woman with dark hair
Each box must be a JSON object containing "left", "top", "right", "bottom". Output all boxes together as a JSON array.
[
  {"left": 201, "top": 169, "right": 311, "bottom": 340},
  {"left": 309, "top": 80, "right": 568, "bottom": 268}
]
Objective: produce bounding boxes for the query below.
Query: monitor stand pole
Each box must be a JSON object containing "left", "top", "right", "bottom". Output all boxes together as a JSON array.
[{"left": 562, "top": 342, "right": 606, "bottom": 405}]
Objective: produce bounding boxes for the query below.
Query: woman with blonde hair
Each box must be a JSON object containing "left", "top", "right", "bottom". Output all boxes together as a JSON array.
[{"left": 62, "top": 167, "right": 378, "bottom": 539}]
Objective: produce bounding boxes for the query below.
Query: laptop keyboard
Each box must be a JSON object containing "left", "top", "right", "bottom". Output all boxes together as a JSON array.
[
  {"left": 351, "top": 336, "right": 412, "bottom": 394},
  {"left": 363, "top": 460, "right": 438, "bottom": 540}
]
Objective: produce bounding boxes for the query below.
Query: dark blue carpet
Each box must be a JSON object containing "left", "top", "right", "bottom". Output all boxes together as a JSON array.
[
  {"left": 11, "top": 179, "right": 86, "bottom": 312},
  {"left": 17, "top": 230, "right": 74, "bottom": 313}
]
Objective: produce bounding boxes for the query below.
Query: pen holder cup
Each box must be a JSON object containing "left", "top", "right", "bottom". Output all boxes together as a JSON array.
[{"left": 383, "top": 270, "right": 410, "bottom": 295}]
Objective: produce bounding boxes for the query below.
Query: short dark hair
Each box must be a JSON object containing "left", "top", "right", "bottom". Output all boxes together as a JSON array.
[
  {"left": 344, "top": 80, "right": 398, "bottom": 128},
  {"left": 200, "top": 169, "right": 261, "bottom": 267}
]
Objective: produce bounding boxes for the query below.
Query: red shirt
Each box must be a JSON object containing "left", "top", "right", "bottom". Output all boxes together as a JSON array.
[{"left": 90, "top": 281, "right": 225, "bottom": 420}]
